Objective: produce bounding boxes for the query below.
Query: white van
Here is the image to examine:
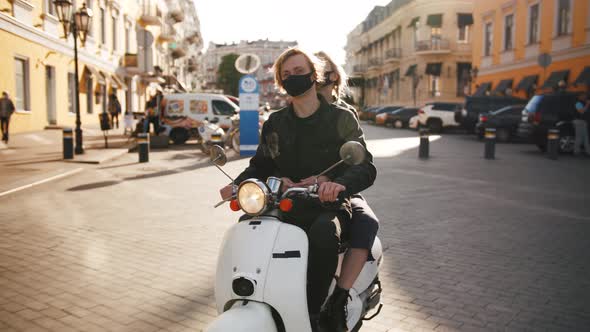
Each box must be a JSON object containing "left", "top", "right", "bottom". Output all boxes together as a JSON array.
[{"left": 160, "top": 93, "right": 238, "bottom": 144}]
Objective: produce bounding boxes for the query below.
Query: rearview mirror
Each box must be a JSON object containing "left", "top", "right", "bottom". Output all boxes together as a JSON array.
[
  {"left": 339, "top": 141, "right": 366, "bottom": 166},
  {"left": 210, "top": 145, "right": 227, "bottom": 166}
]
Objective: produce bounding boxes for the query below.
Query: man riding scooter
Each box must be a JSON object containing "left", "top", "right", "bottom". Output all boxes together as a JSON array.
[{"left": 220, "top": 48, "right": 376, "bottom": 332}]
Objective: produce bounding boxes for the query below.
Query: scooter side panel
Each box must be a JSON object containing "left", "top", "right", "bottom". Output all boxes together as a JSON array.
[
  {"left": 214, "top": 217, "right": 282, "bottom": 313},
  {"left": 263, "top": 222, "right": 311, "bottom": 332},
  {"left": 352, "top": 236, "right": 383, "bottom": 294}
]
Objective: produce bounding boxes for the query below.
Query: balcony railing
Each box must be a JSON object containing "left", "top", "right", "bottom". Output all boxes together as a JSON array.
[
  {"left": 385, "top": 48, "right": 402, "bottom": 61},
  {"left": 415, "top": 39, "right": 450, "bottom": 53},
  {"left": 353, "top": 65, "right": 367, "bottom": 73},
  {"left": 138, "top": 1, "right": 161, "bottom": 27},
  {"left": 368, "top": 57, "right": 382, "bottom": 68}
]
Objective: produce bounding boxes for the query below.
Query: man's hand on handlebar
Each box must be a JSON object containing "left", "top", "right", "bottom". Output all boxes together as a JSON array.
[
  {"left": 318, "top": 182, "right": 346, "bottom": 203},
  {"left": 294, "top": 175, "right": 330, "bottom": 187}
]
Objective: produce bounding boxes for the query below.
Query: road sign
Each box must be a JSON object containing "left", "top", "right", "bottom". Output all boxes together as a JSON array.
[
  {"left": 235, "top": 54, "right": 261, "bottom": 74},
  {"left": 238, "top": 74, "right": 260, "bottom": 156},
  {"left": 538, "top": 53, "right": 552, "bottom": 68}
]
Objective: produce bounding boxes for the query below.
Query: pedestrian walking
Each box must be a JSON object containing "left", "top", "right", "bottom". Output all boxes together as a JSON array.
[
  {"left": 574, "top": 94, "right": 590, "bottom": 156},
  {"left": 144, "top": 90, "right": 164, "bottom": 135},
  {"left": 0, "top": 91, "right": 16, "bottom": 143},
  {"left": 108, "top": 93, "right": 122, "bottom": 129}
]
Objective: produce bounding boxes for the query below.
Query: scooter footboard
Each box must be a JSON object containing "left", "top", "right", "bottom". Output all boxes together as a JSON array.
[{"left": 205, "top": 301, "right": 278, "bottom": 332}]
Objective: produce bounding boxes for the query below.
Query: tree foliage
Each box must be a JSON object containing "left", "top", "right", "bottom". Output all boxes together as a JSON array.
[{"left": 217, "top": 53, "right": 242, "bottom": 96}]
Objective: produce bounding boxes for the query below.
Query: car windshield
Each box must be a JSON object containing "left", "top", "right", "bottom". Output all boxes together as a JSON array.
[{"left": 525, "top": 96, "right": 543, "bottom": 113}]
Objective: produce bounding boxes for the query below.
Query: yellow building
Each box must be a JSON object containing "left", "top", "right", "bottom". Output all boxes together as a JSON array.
[
  {"left": 0, "top": 0, "right": 202, "bottom": 135},
  {"left": 472, "top": 0, "right": 590, "bottom": 98}
]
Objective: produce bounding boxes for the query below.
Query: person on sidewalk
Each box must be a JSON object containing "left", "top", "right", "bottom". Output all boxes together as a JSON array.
[
  {"left": 0, "top": 92, "right": 16, "bottom": 143},
  {"left": 144, "top": 91, "right": 164, "bottom": 135},
  {"left": 574, "top": 93, "right": 590, "bottom": 156},
  {"left": 108, "top": 93, "right": 122, "bottom": 129}
]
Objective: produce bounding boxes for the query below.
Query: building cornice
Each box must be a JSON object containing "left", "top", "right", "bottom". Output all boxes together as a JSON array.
[
  {"left": 478, "top": 44, "right": 590, "bottom": 76},
  {"left": 0, "top": 12, "right": 118, "bottom": 72}
]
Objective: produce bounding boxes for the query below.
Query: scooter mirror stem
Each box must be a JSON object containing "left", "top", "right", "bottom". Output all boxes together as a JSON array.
[
  {"left": 315, "top": 155, "right": 351, "bottom": 179},
  {"left": 214, "top": 164, "right": 235, "bottom": 183}
]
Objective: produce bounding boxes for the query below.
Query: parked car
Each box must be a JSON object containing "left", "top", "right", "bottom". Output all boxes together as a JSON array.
[
  {"left": 456, "top": 96, "right": 528, "bottom": 133},
  {"left": 386, "top": 107, "right": 419, "bottom": 128},
  {"left": 359, "top": 106, "right": 380, "bottom": 121},
  {"left": 417, "top": 102, "right": 463, "bottom": 133},
  {"left": 375, "top": 106, "right": 404, "bottom": 125},
  {"left": 366, "top": 106, "right": 403, "bottom": 122},
  {"left": 408, "top": 115, "right": 420, "bottom": 130},
  {"left": 475, "top": 104, "right": 526, "bottom": 142},
  {"left": 517, "top": 92, "right": 580, "bottom": 153}
]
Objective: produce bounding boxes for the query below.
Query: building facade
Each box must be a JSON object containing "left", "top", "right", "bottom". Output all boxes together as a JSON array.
[
  {"left": 0, "top": 0, "right": 202, "bottom": 134},
  {"left": 202, "top": 39, "right": 297, "bottom": 108},
  {"left": 471, "top": 0, "right": 590, "bottom": 98},
  {"left": 345, "top": 0, "right": 474, "bottom": 107}
]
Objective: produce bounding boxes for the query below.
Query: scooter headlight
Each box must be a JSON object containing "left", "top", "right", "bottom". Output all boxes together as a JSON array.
[{"left": 237, "top": 180, "right": 269, "bottom": 215}]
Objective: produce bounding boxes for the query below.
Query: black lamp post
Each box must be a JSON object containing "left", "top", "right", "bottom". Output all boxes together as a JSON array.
[{"left": 54, "top": 0, "right": 92, "bottom": 154}]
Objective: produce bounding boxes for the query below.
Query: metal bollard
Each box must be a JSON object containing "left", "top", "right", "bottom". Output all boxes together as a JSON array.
[
  {"left": 137, "top": 133, "right": 149, "bottom": 163},
  {"left": 419, "top": 128, "right": 429, "bottom": 159},
  {"left": 484, "top": 128, "right": 496, "bottom": 160},
  {"left": 63, "top": 128, "right": 73, "bottom": 160},
  {"left": 547, "top": 129, "right": 559, "bottom": 160}
]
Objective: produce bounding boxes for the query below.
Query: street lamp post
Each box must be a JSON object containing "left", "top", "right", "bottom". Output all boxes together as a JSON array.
[{"left": 54, "top": 0, "right": 92, "bottom": 154}]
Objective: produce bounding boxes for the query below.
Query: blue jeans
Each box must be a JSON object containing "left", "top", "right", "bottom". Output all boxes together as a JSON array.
[{"left": 573, "top": 120, "right": 590, "bottom": 155}]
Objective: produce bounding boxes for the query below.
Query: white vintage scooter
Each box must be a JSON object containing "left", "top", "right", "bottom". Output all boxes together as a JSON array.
[{"left": 205, "top": 142, "right": 383, "bottom": 332}]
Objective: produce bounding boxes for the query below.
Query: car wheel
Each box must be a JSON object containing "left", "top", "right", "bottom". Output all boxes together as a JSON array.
[
  {"left": 559, "top": 132, "right": 575, "bottom": 153},
  {"left": 496, "top": 128, "right": 511, "bottom": 143},
  {"left": 427, "top": 119, "right": 442, "bottom": 133},
  {"left": 169, "top": 128, "right": 189, "bottom": 145},
  {"left": 394, "top": 120, "right": 403, "bottom": 129}
]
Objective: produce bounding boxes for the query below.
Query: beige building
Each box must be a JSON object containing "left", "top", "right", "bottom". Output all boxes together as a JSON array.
[
  {"left": 0, "top": 0, "right": 202, "bottom": 134},
  {"left": 345, "top": 0, "right": 474, "bottom": 108}
]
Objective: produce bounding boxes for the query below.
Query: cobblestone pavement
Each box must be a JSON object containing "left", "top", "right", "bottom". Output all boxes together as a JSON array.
[{"left": 0, "top": 124, "right": 589, "bottom": 332}]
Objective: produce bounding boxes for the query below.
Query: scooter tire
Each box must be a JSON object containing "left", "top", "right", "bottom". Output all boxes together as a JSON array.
[{"left": 351, "top": 320, "right": 363, "bottom": 332}]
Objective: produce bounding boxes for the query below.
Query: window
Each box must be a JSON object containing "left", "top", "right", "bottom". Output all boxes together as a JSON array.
[
  {"left": 458, "top": 25, "right": 470, "bottom": 42},
  {"left": 529, "top": 4, "right": 539, "bottom": 43},
  {"left": 112, "top": 15, "right": 117, "bottom": 51},
  {"left": 86, "top": 77, "right": 93, "bottom": 114},
  {"left": 100, "top": 8, "right": 106, "bottom": 45},
  {"left": 557, "top": 0, "right": 570, "bottom": 36},
  {"left": 45, "top": 0, "right": 55, "bottom": 15},
  {"left": 14, "top": 58, "right": 30, "bottom": 111},
  {"left": 504, "top": 14, "right": 514, "bottom": 50},
  {"left": 67, "top": 73, "right": 75, "bottom": 114},
  {"left": 414, "top": 21, "right": 420, "bottom": 48},
  {"left": 429, "top": 76, "right": 441, "bottom": 97},
  {"left": 484, "top": 22, "right": 493, "bottom": 56},
  {"left": 125, "top": 24, "right": 130, "bottom": 53},
  {"left": 212, "top": 100, "right": 236, "bottom": 116},
  {"left": 86, "top": 0, "right": 93, "bottom": 36}
]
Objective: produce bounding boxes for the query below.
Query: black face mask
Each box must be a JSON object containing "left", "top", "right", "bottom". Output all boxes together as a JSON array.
[{"left": 282, "top": 72, "right": 315, "bottom": 97}]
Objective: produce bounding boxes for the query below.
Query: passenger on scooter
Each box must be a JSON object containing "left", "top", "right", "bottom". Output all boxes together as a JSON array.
[
  {"left": 219, "top": 48, "right": 376, "bottom": 332},
  {"left": 305, "top": 51, "right": 379, "bottom": 332}
]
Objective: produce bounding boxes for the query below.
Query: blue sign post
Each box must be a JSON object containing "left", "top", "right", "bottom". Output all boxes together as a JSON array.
[{"left": 238, "top": 74, "right": 260, "bottom": 156}]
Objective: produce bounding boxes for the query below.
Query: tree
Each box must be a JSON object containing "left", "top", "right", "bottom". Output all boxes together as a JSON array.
[{"left": 217, "top": 53, "right": 242, "bottom": 96}]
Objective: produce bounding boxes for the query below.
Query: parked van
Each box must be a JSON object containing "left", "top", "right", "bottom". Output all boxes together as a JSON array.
[{"left": 160, "top": 93, "right": 238, "bottom": 144}]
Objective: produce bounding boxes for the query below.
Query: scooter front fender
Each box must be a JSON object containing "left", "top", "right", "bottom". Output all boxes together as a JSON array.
[{"left": 205, "top": 301, "right": 278, "bottom": 332}]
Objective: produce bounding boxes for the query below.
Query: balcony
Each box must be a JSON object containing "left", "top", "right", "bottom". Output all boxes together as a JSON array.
[
  {"left": 415, "top": 39, "right": 451, "bottom": 54},
  {"left": 157, "top": 26, "right": 176, "bottom": 44},
  {"left": 385, "top": 48, "right": 402, "bottom": 62},
  {"left": 170, "top": 45, "right": 187, "bottom": 59},
  {"left": 353, "top": 65, "right": 367, "bottom": 74},
  {"left": 368, "top": 57, "right": 382, "bottom": 69},
  {"left": 187, "top": 59, "right": 198, "bottom": 72},
  {"left": 138, "top": 4, "right": 161, "bottom": 27},
  {"left": 168, "top": 10, "right": 184, "bottom": 23}
]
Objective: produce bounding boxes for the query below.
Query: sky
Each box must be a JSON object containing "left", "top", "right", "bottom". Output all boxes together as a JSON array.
[{"left": 194, "top": 0, "right": 392, "bottom": 66}]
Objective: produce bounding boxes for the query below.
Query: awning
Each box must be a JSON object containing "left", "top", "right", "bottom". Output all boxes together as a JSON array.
[
  {"left": 405, "top": 64, "right": 417, "bottom": 77},
  {"left": 493, "top": 79, "right": 514, "bottom": 94},
  {"left": 574, "top": 66, "right": 590, "bottom": 85},
  {"left": 542, "top": 70, "right": 569, "bottom": 89},
  {"left": 457, "top": 13, "right": 473, "bottom": 27},
  {"left": 112, "top": 74, "right": 128, "bottom": 90},
  {"left": 426, "top": 14, "right": 443, "bottom": 28},
  {"left": 79, "top": 65, "right": 105, "bottom": 93},
  {"left": 473, "top": 82, "right": 491, "bottom": 96},
  {"left": 407, "top": 16, "right": 419, "bottom": 28},
  {"left": 161, "top": 75, "right": 187, "bottom": 93},
  {"left": 425, "top": 63, "right": 442, "bottom": 76},
  {"left": 516, "top": 75, "right": 538, "bottom": 91}
]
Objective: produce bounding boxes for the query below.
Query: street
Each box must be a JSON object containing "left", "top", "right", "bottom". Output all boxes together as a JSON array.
[{"left": 1, "top": 124, "right": 590, "bottom": 332}]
